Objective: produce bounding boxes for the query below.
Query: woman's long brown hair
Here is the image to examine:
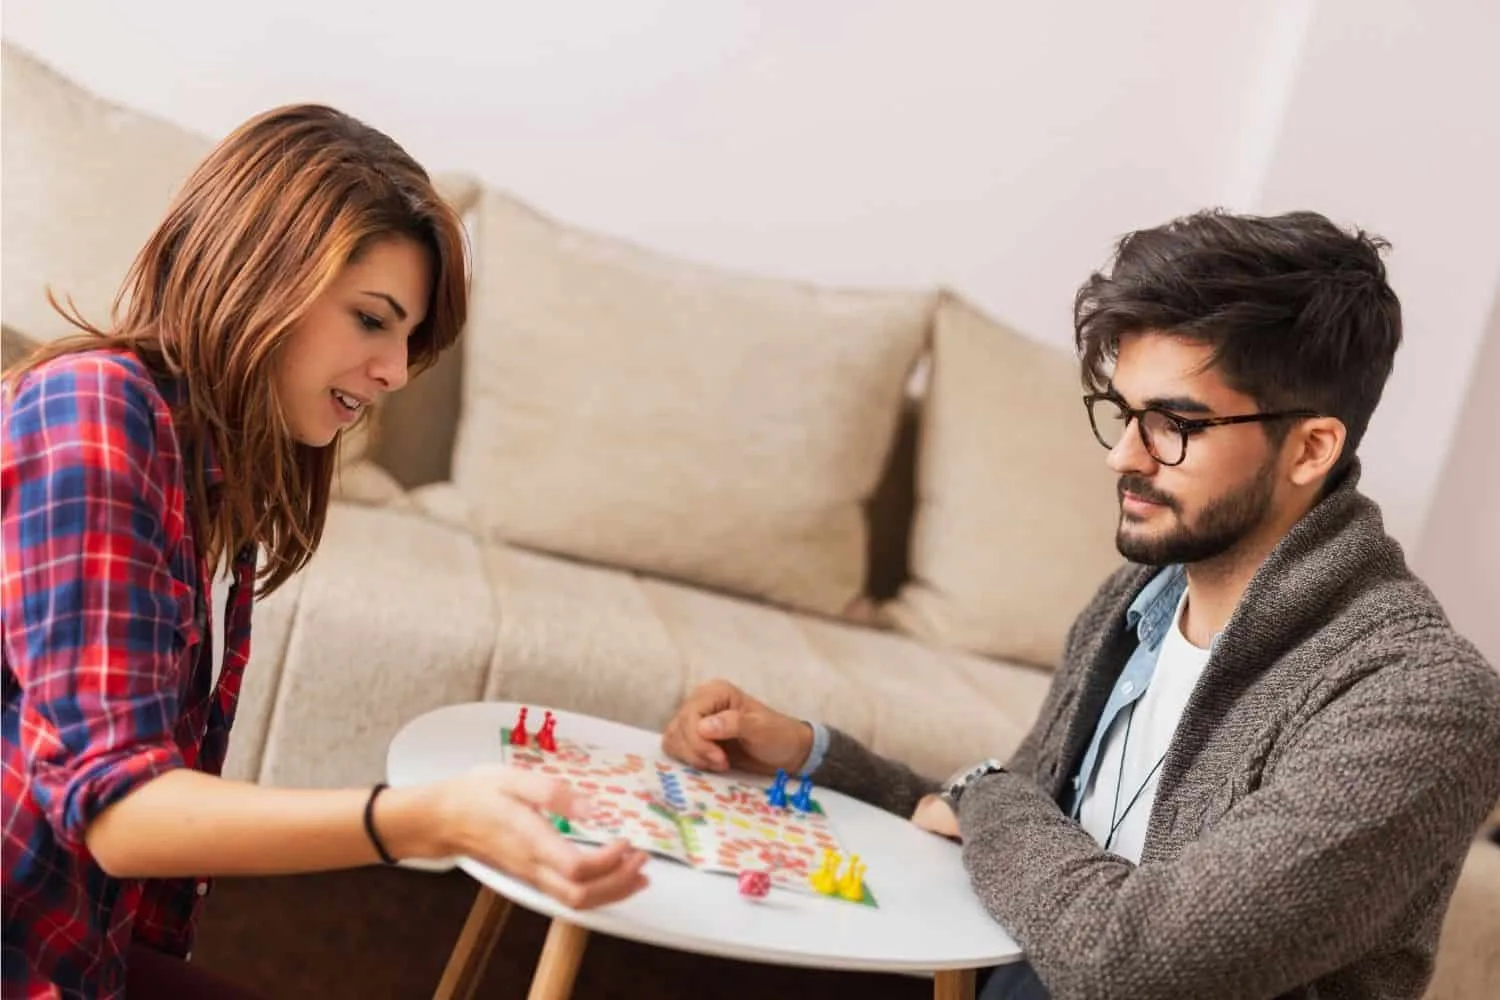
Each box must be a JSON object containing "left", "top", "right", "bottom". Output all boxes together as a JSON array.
[{"left": 4, "top": 104, "right": 469, "bottom": 594}]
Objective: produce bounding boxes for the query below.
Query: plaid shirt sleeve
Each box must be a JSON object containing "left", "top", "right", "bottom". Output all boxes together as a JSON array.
[{"left": 3, "top": 356, "right": 190, "bottom": 851}]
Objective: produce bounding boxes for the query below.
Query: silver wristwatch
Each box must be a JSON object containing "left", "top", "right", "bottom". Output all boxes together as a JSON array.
[{"left": 940, "top": 758, "right": 1006, "bottom": 808}]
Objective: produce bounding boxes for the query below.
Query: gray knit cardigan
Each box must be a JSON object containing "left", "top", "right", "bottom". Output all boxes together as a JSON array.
[{"left": 814, "top": 468, "right": 1500, "bottom": 999}]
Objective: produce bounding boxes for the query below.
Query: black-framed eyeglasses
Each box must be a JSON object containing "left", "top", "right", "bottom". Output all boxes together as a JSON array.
[{"left": 1083, "top": 393, "right": 1321, "bottom": 466}]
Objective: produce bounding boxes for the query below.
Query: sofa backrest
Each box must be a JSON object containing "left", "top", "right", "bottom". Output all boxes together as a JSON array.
[
  {"left": 372, "top": 329, "right": 924, "bottom": 604},
  {"left": 366, "top": 308, "right": 468, "bottom": 488}
]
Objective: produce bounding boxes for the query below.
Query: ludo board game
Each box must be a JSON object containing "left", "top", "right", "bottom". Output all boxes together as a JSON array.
[{"left": 500, "top": 708, "right": 873, "bottom": 906}]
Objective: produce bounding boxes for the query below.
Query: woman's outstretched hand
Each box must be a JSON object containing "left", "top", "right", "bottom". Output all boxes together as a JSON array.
[{"left": 389, "top": 765, "right": 649, "bottom": 910}]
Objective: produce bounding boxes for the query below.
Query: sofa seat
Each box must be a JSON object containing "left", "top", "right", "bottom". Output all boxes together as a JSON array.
[{"left": 227, "top": 499, "right": 1053, "bottom": 789}]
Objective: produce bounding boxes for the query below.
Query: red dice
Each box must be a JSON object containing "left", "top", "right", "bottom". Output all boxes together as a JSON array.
[{"left": 737, "top": 870, "right": 771, "bottom": 899}]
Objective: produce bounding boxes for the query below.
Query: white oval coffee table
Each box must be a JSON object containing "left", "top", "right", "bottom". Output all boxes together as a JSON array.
[{"left": 387, "top": 701, "right": 1022, "bottom": 1000}]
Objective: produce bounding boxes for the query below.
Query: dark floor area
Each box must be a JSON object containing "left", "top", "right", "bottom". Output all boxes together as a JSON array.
[{"left": 193, "top": 866, "right": 933, "bottom": 999}]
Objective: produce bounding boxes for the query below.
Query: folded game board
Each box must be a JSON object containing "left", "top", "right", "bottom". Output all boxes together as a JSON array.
[{"left": 499, "top": 722, "right": 875, "bottom": 906}]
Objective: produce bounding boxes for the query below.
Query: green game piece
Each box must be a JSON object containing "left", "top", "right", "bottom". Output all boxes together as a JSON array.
[{"left": 551, "top": 814, "right": 572, "bottom": 834}]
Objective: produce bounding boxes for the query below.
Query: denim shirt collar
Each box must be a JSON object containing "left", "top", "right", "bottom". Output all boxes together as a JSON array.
[
  {"left": 1125, "top": 563, "right": 1187, "bottom": 652},
  {"left": 1125, "top": 562, "right": 1228, "bottom": 655}
]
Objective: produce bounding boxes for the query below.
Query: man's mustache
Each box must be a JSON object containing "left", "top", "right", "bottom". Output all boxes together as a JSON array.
[{"left": 1118, "top": 476, "right": 1179, "bottom": 512}]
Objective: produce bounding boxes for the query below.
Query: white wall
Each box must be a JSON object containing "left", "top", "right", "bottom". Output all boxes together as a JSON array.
[
  {"left": 0, "top": 0, "right": 1270, "bottom": 342},
  {"left": 1417, "top": 290, "right": 1500, "bottom": 666},
  {"left": 1242, "top": 0, "right": 1500, "bottom": 553},
  {"left": 3, "top": 0, "right": 1495, "bottom": 553}
]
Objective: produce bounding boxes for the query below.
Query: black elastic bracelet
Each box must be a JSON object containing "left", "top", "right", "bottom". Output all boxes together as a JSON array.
[{"left": 364, "top": 783, "right": 397, "bottom": 865}]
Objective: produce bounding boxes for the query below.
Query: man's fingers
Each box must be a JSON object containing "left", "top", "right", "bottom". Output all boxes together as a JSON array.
[
  {"left": 661, "top": 680, "right": 746, "bottom": 771},
  {"left": 691, "top": 711, "right": 736, "bottom": 769},
  {"left": 668, "top": 712, "right": 727, "bottom": 771},
  {"left": 697, "top": 708, "right": 741, "bottom": 740}
]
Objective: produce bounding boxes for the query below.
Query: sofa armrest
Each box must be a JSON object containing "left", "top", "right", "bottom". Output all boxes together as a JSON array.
[{"left": 1426, "top": 837, "right": 1500, "bottom": 1000}]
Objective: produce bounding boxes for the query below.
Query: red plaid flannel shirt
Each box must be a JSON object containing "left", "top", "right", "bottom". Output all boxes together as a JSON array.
[{"left": 2, "top": 350, "right": 257, "bottom": 999}]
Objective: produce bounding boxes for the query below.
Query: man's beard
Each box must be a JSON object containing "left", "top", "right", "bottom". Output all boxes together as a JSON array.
[{"left": 1115, "top": 460, "right": 1277, "bottom": 566}]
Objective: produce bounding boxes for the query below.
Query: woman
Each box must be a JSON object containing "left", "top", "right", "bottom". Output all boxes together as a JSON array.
[{"left": 1, "top": 104, "right": 648, "bottom": 999}]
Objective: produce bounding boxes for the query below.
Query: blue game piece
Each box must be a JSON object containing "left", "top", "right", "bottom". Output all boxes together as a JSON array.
[
  {"left": 792, "top": 775, "right": 814, "bottom": 812},
  {"left": 766, "top": 768, "right": 790, "bottom": 808}
]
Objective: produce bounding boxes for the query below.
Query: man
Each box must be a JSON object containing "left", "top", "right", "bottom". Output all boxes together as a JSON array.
[{"left": 661, "top": 210, "right": 1500, "bottom": 1000}]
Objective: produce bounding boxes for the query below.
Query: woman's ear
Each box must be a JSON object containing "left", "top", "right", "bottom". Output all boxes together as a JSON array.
[{"left": 1288, "top": 416, "right": 1347, "bottom": 487}]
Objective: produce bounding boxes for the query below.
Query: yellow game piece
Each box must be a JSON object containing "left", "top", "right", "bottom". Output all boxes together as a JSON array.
[
  {"left": 838, "top": 854, "right": 865, "bottom": 901},
  {"left": 809, "top": 848, "right": 840, "bottom": 894}
]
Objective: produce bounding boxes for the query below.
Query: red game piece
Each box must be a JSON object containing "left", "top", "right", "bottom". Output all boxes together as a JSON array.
[
  {"left": 536, "top": 711, "right": 558, "bottom": 752},
  {"left": 509, "top": 706, "right": 529, "bottom": 746},
  {"left": 737, "top": 870, "right": 771, "bottom": 899}
]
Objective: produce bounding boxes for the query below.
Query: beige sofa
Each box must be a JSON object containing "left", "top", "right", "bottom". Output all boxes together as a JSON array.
[{"left": 4, "top": 42, "right": 1496, "bottom": 1000}]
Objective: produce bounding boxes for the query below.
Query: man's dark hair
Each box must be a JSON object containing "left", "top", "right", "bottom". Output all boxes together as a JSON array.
[{"left": 1074, "top": 209, "right": 1402, "bottom": 478}]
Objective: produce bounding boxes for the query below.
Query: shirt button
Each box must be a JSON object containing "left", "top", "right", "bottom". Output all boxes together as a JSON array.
[
  {"left": 196, "top": 881, "right": 209, "bottom": 897},
  {"left": 1122, "top": 682, "right": 1134, "bottom": 695}
]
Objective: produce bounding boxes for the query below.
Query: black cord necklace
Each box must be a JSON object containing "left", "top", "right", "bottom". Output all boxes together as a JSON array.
[{"left": 1106, "top": 702, "right": 1168, "bottom": 852}]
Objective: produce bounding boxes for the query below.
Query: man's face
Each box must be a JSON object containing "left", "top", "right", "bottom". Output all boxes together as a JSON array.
[{"left": 1104, "top": 333, "right": 1284, "bottom": 566}]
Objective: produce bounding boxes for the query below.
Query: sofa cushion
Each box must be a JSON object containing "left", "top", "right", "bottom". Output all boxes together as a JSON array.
[
  {"left": 883, "top": 293, "right": 1122, "bottom": 669},
  {"left": 329, "top": 459, "right": 419, "bottom": 512},
  {"left": 241, "top": 502, "right": 499, "bottom": 788},
  {"left": 479, "top": 544, "right": 688, "bottom": 730},
  {"left": 479, "top": 544, "right": 1050, "bottom": 783},
  {"left": 236, "top": 522, "right": 1050, "bottom": 791},
  {"left": 798, "top": 616, "right": 1053, "bottom": 777},
  {"left": 1, "top": 43, "right": 212, "bottom": 346},
  {"left": 451, "top": 187, "right": 935, "bottom": 619}
]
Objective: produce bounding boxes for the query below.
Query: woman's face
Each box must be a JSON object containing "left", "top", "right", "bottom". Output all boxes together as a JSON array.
[{"left": 274, "top": 236, "right": 432, "bottom": 447}]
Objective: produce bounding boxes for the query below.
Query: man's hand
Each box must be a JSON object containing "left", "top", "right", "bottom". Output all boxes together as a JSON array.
[
  {"left": 661, "top": 679, "right": 813, "bottom": 775},
  {"left": 911, "top": 793, "right": 960, "bottom": 840}
]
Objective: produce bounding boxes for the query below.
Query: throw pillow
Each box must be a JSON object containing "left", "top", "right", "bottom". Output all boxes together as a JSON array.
[
  {"left": 451, "top": 188, "right": 935, "bottom": 617},
  {"left": 882, "top": 293, "right": 1121, "bottom": 668}
]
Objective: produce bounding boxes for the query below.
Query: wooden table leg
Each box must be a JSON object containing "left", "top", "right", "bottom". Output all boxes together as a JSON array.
[
  {"left": 934, "top": 968, "right": 977, "bottom": 1000},
  {"left": 526, "top": 919, "right": 590, "bottom": 1000},
  {"left": 433, "top": 887, "right": 513, "bottom": 1000}
]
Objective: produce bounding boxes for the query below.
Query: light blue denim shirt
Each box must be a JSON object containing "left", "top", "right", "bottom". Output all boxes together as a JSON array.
[
  {"left": 1064, "top": 564, "right": 1188, "bottom": 818},
  {"left": 802, "top": 564, "right": 1204, "bottom": 802},
  {"left": 801, "top": 717, "right": 834, "bottom": 776}
]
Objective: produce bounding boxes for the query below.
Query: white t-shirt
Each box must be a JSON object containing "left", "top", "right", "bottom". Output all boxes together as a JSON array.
[
  {"left": 1077, "top": 589, "right": 1211, "bottom": 862},
  {"left": 209, "top": 561, "right": 231, "bottom": 685}
]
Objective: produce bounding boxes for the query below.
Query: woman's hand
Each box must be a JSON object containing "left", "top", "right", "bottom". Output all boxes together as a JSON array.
[{"left": 386, "top": 765, "right": 649, "bottom": 911}]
